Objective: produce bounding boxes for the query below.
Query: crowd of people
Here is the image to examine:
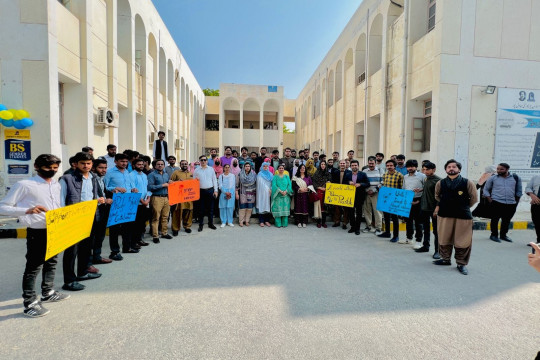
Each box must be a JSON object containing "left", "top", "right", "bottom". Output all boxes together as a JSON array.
[{"left": 0, "top": 132, "right": 538, "bottom": 317}]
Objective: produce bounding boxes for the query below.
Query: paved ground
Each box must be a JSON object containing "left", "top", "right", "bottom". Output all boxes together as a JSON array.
[{"left": 0, "top": 226, "right": 539, "bottom": 359}]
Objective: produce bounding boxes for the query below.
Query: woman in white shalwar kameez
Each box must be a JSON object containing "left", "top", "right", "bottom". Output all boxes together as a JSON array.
[{"left": 256, "top": 162, "right": 273, "bottom": 227}]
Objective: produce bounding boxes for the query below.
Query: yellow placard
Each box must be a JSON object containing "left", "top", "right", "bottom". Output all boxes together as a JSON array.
[
  {"left": 324, "top": 183, "right": 356, "bottom": 208},
  {"left": 45, "top": 200, "right": 98, "bottom": 260},
  {"left": 4, "top": 129, "right": 30, "bottom": 140}
]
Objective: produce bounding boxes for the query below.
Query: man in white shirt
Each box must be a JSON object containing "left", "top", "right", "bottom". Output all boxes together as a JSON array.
[
  {"left": 0, "top": 154, "right": 70, "bottom": 317},
  {"left": 194, "top": 155, "right": 218, "bottom": 232},
  {"left": 401, "top": 159, "right": 426, "bottom": 248}
]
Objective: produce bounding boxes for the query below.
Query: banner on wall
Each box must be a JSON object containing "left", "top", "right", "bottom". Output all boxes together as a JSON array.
[
  {"left": 3, "top": 129, "right": 32, "bottom": 187},
  {"left": 495, "top": 88, "right": 540, "bottom": 181}
]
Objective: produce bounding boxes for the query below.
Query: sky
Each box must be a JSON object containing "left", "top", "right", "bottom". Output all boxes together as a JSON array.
[{"left": 152, "top": 0, "right": 362, "bottom": 99}]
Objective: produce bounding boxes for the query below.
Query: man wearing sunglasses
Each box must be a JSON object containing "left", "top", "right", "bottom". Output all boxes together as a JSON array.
[{"left": 193, "top": 156, "right": 218, "bottom": 232}]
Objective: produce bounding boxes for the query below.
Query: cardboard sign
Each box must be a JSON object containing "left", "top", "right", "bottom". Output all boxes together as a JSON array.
[
  {"left": 324, "top": 183, "right": 356, "bottom": 208},
  {"left": 45, "top": 200, "right": 98, "bottom": 260},
  {"left": 107, "top": 193, "right": 140, "bottom": 227},
  {"left": 168, "top": 179, "right": 200, "bottom": 205},
  {"left": 376, "top": 187, "right": 414, "bottom": 217},
  {"left": 5, "top": 139, "right": 31, "bottom": 161}
]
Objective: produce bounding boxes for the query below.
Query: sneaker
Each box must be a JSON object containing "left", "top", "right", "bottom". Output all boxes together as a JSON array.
[
  {"left": 405, "top": 238, "right": 413, "bottom": 244},
  {"left": 41, "top": 291, "right": 70, "bottom": 303},
  {"left": 362, "top": 227, "right": 371, "bottom": 233},
  {"left": 228, "top": 223, "right": 234, "bottom": 227},
  {"left": 390, "top": 237, "right": 399, "bottom": 243},
  {"left": 24, "top": 302, "right": 50, "bottom": 318},
  {"left": 298, "top": 224, "right": 302, "bottom": 228},
  {"left": 109, "top": 253, "right": 123, "bottom": 261},
  {"left": 413, "top": 241, "right": 423, "bottom": 250},
  {"left": 398, "top": 238, "right": 407, "bottom": 244},
  {"left": 221, "top": 223, "right": 226, "bottom": 228},
  {"left": 302, "top": 223, "right": 307, "bottom": 228},
  {"left": 374, "top": 230, "right": 383, "bottom": 236}
]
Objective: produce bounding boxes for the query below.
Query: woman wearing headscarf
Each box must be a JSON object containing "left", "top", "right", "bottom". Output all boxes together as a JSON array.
[
  {"left": 264, "top": 157, "right": 275, "bottom": 174},
  {"left": 306, "top": 159, "right": 316, "bottom": 177},
  {"left": 218, "top": 164, "right": 235, "bottom": 227},
  {"left": 213, "top": 158, "right": 223, "bottom": 178},
  {"left": 472, "top": 165, "right": 497, "bottom": 218},
  {"left": 311, "top": 160, "right": 332, "bottom": 228},
  {"left": 236, "top": 162, "right": 257, "bottom": 226},
  {"left": 230, "top": 158, "right": 241, "bottom": 177},
  {"left": 271, "top": 164, "right": 293, "bottom": 228},
  {"left": 292, "top": 164, "right": 312, "bottom": 227},
  {"left": 291, "top": 159, "right": 301, "bottom": 180},
  {"left": 256, "top": 162, "right": 274, "bottom": 227}
]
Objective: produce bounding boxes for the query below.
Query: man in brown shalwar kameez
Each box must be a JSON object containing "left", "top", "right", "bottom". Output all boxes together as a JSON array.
[
  {"left": 170, "top": 160, "right": 194, "bottom": 235},
  {"left": 432, "top": 159, "right": 478, "bottom": 275}
]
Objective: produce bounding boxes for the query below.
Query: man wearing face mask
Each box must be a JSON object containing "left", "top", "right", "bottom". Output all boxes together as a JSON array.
[
  {"left": 170, "top": 160, "right": 194, "bottom": 235},
  {"left": 0, "top": 154, "right": 70, "bottom": 317},
  {"left": 433, "top": 159, "right": 478, "bottom": 275}
]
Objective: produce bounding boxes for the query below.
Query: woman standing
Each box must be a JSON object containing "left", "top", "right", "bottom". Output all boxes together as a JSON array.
[
  {"left": 271, "top": 164, "right": 293, "bottom": 228},
  {"left": 292, "top": 164, "right": 312, "bottom": 228},
  {"left": 306, "top": 159, "right": 316, "bottom": 177},
  {"left": 236, "top": 163, "right": 257, "bottom": 226},
  {"left": 256, "top": 162, "right": 274, "bottom": 227},
  {"left": 311, "top": 160, "right": 331, "bottom": 228},
  {"left": 218, "top": 164, "right": 235, "bottom": 227}
]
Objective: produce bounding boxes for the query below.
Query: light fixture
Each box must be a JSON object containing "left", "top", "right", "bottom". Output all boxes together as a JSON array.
[{"left": 482, "top": 85, "right": 496, "bottom": 95}]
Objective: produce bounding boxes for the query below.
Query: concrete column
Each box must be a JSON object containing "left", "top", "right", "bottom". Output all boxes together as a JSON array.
[
  {"left": 239, "top": 104, "right": 244, "bottom": 147},
  {"left": 106, "top": 0, "right": 118, "bottom": 146},
  {"left": 259, "top": 109, "right": 264, "bottom": 149},
  {"left": 118, "top": 6, "right": 136, "bottom": 151},
  {"left": 278, "top": 105, "right": 284, "bottom": 154}
]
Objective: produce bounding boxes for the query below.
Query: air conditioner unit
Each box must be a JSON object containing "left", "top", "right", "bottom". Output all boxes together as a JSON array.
[
  {"left": 175, "top": 137, "right": 185, "bottom": 150},
  {"left": 96, "top": 107, "right": 119, "bottom": 127}
]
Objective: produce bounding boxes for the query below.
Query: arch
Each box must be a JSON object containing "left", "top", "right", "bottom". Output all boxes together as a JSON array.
[
  {"left": 328, "top": 70, "right": 335, "bottom": 107},
  {"left": 388, "top": 0, "right": 404, "bottom": 24},
  {"left": 243, "top": 97, "right": 260, "bottom": 129},
  {"left": 263, "top": 98, "right": 280, "bottom": 130},
  {"left": 167, "top": 60, "right": 174, "bottom": 101},
  {"left": 117, "top": 0, "right": 132, "bottom": 60},
  {"left": 368, "top": 14, "right": 383, "bottom": 76},
  {"left": 223, "top": 97, "right": 240, "bottom": 129},
  {"left": 355, "top": 34, "right": 367, "bottom": 86},
  {"left": 159, "top": 48, "right": 166, "bottom": 95},
  {"left": 308, "top": 96, "right": 312, "bottom": 121},
  {"left": 316, "top": 84, "right": 321, "bottom": 117},
  {"left": 335, "top": 61, "right": 343, "bottom": 101}
]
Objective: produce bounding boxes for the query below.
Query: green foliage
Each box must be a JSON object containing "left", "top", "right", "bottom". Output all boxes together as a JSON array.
[
  {"left": 283, "top": 124, "right": 295, "bottom": 134},
  {"left": 203, "top": 88, "right": 220, "bottom": 96}
]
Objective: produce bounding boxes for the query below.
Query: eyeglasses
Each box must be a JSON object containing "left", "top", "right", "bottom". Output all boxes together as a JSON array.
[{"left": 200, "top": 159, "right": 207, "bottom": 162}]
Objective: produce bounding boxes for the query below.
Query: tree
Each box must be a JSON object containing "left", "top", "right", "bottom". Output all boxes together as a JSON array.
[
  {"left": 283, "top": 124, "right": 295, "bottom": 134},
  {"left": 203, "top": 88, "right": 219, "bottom": 96}
]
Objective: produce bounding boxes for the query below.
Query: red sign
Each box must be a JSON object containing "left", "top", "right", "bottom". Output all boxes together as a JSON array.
[{"left": 168, "top": 179, "right": 200, "bottom": 205}]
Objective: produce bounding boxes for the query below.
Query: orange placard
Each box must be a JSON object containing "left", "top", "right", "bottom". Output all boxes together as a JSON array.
[{"left": 168, "top": 179, "right": 200, "bottom": 205}]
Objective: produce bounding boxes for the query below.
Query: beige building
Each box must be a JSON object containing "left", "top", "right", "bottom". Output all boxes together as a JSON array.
[
  {"left": 295, "top": 0, "right": 540, "bottom": 181},
  {"left": 0, "top": 0, "right": 204, "bottom": 180},
  {"left": 204, "top": 83, "right": 296, "bottom": 155}
]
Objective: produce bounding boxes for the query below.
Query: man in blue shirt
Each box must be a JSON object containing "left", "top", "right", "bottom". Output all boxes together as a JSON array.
[
  {"left": 130, "top": 158, "right": 151, "bottom": 247},
  {"left": 103, "top": 153, "right": 139, "bottom": 259},
  {"left": 395, "top": 154, "right": 408, "bottom": 175},
  {"left": 484, "top": 163, "right": 522, "bottom": 243},
  {"left": 147, "top": 159, "right": 173, "bottom": 243}
]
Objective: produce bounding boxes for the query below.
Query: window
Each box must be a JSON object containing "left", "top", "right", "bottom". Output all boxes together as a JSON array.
[
  {"left": 58, "top": 83, "right": 66, "bottom": 145},
  {"left": 412, "top": 100, "right": 431, "bottom": 152},
  {"left": 205, "top": 119, "right": 219, "bottom": 131},
  {"left": 358, "top": 72, "right": 366, "bottom": 85},
  {"left": 428, "top": 0, "right": 436, "bottom": 32},
  {"left": 356, "top": 135, "right": 364, "bottom": 159}
]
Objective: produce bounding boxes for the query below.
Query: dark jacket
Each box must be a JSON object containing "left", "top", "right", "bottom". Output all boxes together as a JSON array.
[
  {"left": 343, "top": 171, "right": 370, "bottom": 205},
  {"left": 420, "top": 174, "right": 442, "bottom": 212},
  {"left": 331, "top": 168, "right": 352, "bottom": 185}
]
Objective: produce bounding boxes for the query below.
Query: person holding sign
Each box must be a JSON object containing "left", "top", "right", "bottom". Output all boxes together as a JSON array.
[
  {"left": 60, "top": 152, "right": 105, "bottom": 292},
  {"left": 0, "top": 154, "right": 69, "bottom": 317},
  {"left": 103, "top": 153, "right": 139, "bottom": 260},
  {"left": 331, "top": 160, "right": 352, "bottom": 230},
  {"left": 378, "top": 160, "right": 404, "bottom": 242},
  {"left": 344, "top": 160, "right": 370, "bottom": 235},
  {"left": 147, "top": 160, "right": 173, "bottom": 243},
  {"left": 170, "top": 160, "right": 195, "bottom": 235},
  {"left": 433, "top": 159, "right": 478, "bottom": 275},
  {"left": 130, "top": 158, "right": 151, "bottom": 247}
]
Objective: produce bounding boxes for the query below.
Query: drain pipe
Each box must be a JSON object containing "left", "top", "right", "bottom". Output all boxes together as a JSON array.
[
  {"left": 399, "top": 0, "right": 409, "bottom": 154},
  {"left": 364, "top": 9, "right": 369, "bottom": 164}
]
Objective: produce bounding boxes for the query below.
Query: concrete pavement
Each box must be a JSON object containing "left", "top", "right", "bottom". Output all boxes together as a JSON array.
[{"left": 0, "top": 226, "right": 539, "bottom": 359}]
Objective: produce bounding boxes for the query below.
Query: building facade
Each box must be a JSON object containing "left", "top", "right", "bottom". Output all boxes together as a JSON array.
[
  {"left": 204, "top": 83, "right": 296, "bottom": 155},
  {"left": 0, "top": 0, "right": 204, "bottom": 179},
  {"left": 295, "top": 0, "right": 540, "bottom": 182}
]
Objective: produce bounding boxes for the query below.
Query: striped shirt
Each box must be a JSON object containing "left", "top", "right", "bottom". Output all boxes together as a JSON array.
[{"left": 364, "top": 168, "right": 383, "bottom": 193}]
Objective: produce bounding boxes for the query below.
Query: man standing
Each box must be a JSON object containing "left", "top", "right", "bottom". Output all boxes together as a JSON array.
[
  {"left": 378, "top": 160, "right": 404, "bottom": 242},
  {"left": 401, "top": 160, "right": 426, "bottom": 248},
  {"left": 238, "top": 147, "right": 251, "bottom": 169},
  {"left": 332, "top": 152, "right": 340, "bottom": 169},
  {"left": 345, "top": 160, "right": 370, "bottom": 235},
  {"left": 165, "top": 155, "right": 180, "bottom": 176},
  {"left": 433, "top": 159, "right": 478, "bottom": 275},
  {"left": 60, "top": 152, "right": 104, "bottom": 292},
  {"left": 152, "top": 131, "right": 168, "bottom": 162},
  {"left": 194, "top": 155, "right": 218, "bottom": 232},
  {"left": 208, "top": 148, "right": 218, "bottom": 167},
  {"left": 271, "top": 150, "right": 281, "bottom": 170},
  {"left": 313, "top": 151, "right": 320, "bottom": 167},
  {"left": 395, "top": 154, "right": 407, "bottom": 175},
  {"left": 103, "top": 153, "right": 139, "bottom": 259},
  {"left": 291, "top": 149, "right": 297, "bottom": 159},
  {"left": 416, "top": 161, "right": 442, "bottom": 258},
  {"left": 525, "top": 174, "right": 540, "bottom": 245},
  {"left": 281, "top": 148, "right": 295, "bottom": 174},
  {"left": 331, "top": 160, "right": 352, "bottom": 229},
  {"left": 347, "top": 150, "right": 355, "bottom": 163},
  {"left": 0, "top": 154, "right": 69, "bottom": 317},
  {"left": 483, "top": 163, "right": 522, "bottom": 243},
  {"left": 363, "top": 157, "right": 383, "bottom": 235},
  {"left": 375, "top": 152, "right": 385, "bottom": 170},
  {"left": 90, "top": 159, "right": 113, "bottom": 265},
  {"left": 220, "top": 146, "right": 234, "bottom": 167},
  {"left": 130, "top": 158, "right": 151, "bottom": 247},
  {"left": 171, "top": 160, "right": 194, "bottom": 235},
  {"left": 100, "top": 144, "right": 117, "bottom": 169},
  {"left": 147, "top": 159, "right": 173, "bottom": 243},
  {"left": 255, "top": 147, "right": 268, "bottom": 173}
]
